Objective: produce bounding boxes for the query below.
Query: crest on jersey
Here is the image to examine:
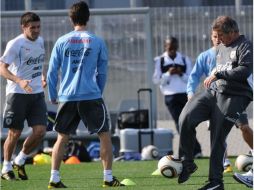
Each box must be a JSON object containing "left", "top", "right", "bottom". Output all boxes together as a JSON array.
[
  {"left": 5, "top": 118, "right": 13, "bottom": 125},
  {"left": 230, "top": 51, "right": 236, "bottom": 59}
]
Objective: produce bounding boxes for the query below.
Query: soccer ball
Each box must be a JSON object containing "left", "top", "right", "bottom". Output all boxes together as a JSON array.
[
  {"left": 33, "top": 153, "right": 51, "bottom": 165},
  {"left": 235, "top": 154, "right": 253, "bottom": 172},
  {"left": 141, "top": 145, "right": 159, "bottom": 160},
  {"left": 158, "top": 155, "right": 183, "bottom": 178}
]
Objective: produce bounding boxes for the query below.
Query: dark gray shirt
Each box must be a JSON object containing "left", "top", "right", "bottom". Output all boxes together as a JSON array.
[{"left": 211, "top": 35, "right": 253, "bottom": 100}]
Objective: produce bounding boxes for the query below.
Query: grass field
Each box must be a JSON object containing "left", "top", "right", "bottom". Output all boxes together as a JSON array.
[{"left": 1, "top": 158, "right": 249, "bottom": 190}]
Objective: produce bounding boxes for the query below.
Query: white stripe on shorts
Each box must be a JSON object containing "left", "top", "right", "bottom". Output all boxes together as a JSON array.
[{"left": 97, "top": 103, "right": 106, "bottom": 133}]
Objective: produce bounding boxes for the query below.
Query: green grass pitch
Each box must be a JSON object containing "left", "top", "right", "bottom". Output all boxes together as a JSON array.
[{"left": 0, "top": 158, "right": 248, "bottom": 190}]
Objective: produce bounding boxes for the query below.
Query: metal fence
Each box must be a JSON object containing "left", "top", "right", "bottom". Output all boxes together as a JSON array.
[
  {"left": 0, "top": 6, "right": 253, "bottom": 126},
  {"left": 152, "top": 6, "right": 253, "bottom": 119}
]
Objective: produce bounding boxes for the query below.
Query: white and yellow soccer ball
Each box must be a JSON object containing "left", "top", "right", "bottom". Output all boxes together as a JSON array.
[
  {"left": 235, "top": 154, "right": 253, "bottom": 172},
  {"left": 141, "top": 145, "right": 159, "bottom": 160},
  {"left": 158, "top": 155, "right": 183, "bottom": 178}
]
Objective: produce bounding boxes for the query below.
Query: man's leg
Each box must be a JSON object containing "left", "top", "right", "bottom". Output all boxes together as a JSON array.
[
  {"left": 208, "top": 113, "right": 231, "bottom": 182},
  {"left": 165, "top": 94, "right": 187, "bottom": 133},
  {"left": 178, "top": 91, "right": 213, "bottom": 184},
  {"left": 15, "top": 125, "right": 46, "bottom": 164},
  {"left": 48, "top": 133, "right": 69, "bottom": 188},
  {"left": 21, "top": 125, "right": 46, "bottom": 154},
  {"left": 232, "top": 114, "right": 253, "bottom": 188},
  {"left": 235, "top": 112, "right": 253, "bottom": 149},
  {"left": 13, "top": 125, "right": 46, "bottom": 180},
  {"left": 98, "top": 132, "right": 113, "bottom": 177},
  {"left": 203, "top": 94, "right": 250, "bottom": 189},
  {"left": 239, "top": 125, "right": 253, "bottom": 149},
  {"left": 222, "top": 114, "right": 252, "bottom": 174},
  {"left": 1, "top": 128, "right": 21, "bottom": 180},
  {"left": 51, "top": 133, "right": 69, "bottom": 179},
  {"left": 165, "top": 94, "right": 202, "bottom": 158},
  {"left": 98, "top": 131, "right": 124, "bottom": 187}
]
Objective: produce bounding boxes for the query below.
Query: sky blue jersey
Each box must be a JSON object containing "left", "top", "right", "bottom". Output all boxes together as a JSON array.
[
  {"left": 187, "top": 47, "right": 216, "bottom": 96},
  {"left": 47, "top": 30, "right": 108, "bottom": 102}
]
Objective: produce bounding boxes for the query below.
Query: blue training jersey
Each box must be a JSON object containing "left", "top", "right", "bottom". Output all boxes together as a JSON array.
[
  {"left": 47, "top": 30, "right": 108, "bottom": 102},
  {"left": 187, "top": 47, "right": 216, "bottom": 96}
]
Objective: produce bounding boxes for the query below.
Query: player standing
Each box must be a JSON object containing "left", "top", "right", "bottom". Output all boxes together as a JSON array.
[{"left": 47, "top": 1, "right": 124, "bottom": 188}]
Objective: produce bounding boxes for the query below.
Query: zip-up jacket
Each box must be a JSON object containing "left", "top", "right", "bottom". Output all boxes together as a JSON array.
[{"left": 211, "top": 35, "right": 253, "bottom": 100}]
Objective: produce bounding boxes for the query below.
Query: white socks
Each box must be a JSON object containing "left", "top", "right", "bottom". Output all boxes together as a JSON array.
[
  {"left": 224, "top": 158, "right": 231, "bottom": 167},
  {"left": 50, "top": 169, "right": 113, "bottom": 183},
  {"left": 103, "top": 170, "right": 113, "bottom": 182},
  {"left": 14, "top": 151, "right": 28, "bottom": 165},
  {"left": 2, "top": 160, "right": 13, "bottom": 174},
  {"left": 50, "top": 169, "right": 112, "bottom": 183},
  {"left": 50, "top": 170, "right": 60, "bottom": 183}
]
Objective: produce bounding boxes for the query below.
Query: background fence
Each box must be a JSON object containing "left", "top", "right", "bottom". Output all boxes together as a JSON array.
[{"left": 1, "top": 6, "right": 253, "bottom": 122}]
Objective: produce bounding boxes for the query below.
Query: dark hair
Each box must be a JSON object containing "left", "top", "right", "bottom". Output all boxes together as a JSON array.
[
  {"left": 165, "top": 36, "right": 178, "bottom": 49},
  {"left": 20, "top": 12, "right": 40, "bottom": 26},
  {"left": 69, "top": 1, "right": 90, "bottom": 26},
  {"left": 212, "top": 16, "right": 239, "bottom": 34}
]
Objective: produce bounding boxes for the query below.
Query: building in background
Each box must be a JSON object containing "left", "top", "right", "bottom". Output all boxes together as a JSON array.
[{"left": 1, "top": 0, "right": 252, "bottom": 11}]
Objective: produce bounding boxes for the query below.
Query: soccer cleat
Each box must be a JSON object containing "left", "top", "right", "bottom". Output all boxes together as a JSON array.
[
  {"left": 223, "top": 165, "right": 233, "bottom": 173},
  {"left": 178, "top": 161, "right": 198, "bottom": 184},
  {"left": 233, "top": 169, "right": 253, "bottom": 188},
  {"left": 1, "top": 170, "right": 17, "bottom": 181},
  {"left": 198, "top": 181, "right": 224, "bottom": 190},
  {"left": 103, "top": 176, "right": 125, "bottom": 187},
  {"left": 48, "top": 181, "right": 67, "bottom": 189},
  {"left": 13, "top": 163, "right": 28, "bottom": 180}
]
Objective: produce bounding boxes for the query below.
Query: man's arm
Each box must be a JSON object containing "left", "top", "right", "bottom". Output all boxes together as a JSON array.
[
  {"left": 96, "top": 39, "right": 108, "bottom": 94},
  {"left": 187, "top": 53, "right": 207, "bottom": 99},
  {"left": 0, "top": 61, "right": 32, "bottom": 93},
  {"left": 47, "top": 42, "right": 60, "bottom": 103},
  {"left": 215, "top": 42, "right": 252, "bottom": 82}
]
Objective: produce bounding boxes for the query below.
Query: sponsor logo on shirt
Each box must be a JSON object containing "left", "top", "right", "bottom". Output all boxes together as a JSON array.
[
  {"left": 26, "top": 54, "right": 45, "bottom": 65},
  {"left": 65, "top": 47, "right": 91, "bottom": 57},
  {"left": 68, "top": 38, "right": 91, "bottom": 44}
]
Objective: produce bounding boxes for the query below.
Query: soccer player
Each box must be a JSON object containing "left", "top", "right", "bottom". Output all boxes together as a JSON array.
[
  {"left": 152, "top": 37, "right": 202, "bottom": 158},
  {"left": 47, "top": 1, "right": 124, "bottom": 188},
  {"left": 178, "top": 16, "right": 252, "bottom": 190},
  {"left": 187, "top": 29, "right": 234, "bottom": 173},
  {"left": 0, "top": 12, "right": 47, "bottom": 180}
]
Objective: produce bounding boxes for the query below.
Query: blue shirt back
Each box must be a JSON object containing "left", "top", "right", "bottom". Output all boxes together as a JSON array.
[{"left": 47, "top": 30, "right": 108, "bottom": 102}]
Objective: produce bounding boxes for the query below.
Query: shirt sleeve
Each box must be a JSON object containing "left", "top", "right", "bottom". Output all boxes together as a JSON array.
[
  {"left": 0, "top": 39, "right": 19, "bottom": 65},
  {"left": 96, "top": 39, "right": 108, "bottom": 94},
  {"left": 187, "top": 53, "right": 205, "bottom": 95},
  {"left": 47, "top": 40, "right": 61, "bottom": 101},
  {"left": 152, "top": 57, "right": 162, "bottom": 84}
]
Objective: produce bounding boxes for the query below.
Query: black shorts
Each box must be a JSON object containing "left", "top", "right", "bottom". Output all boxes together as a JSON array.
[
  {"left": 3, "top": 93, "right": 47, "bottom": 130},
  {"left": 54, "top": 98, "right": 109, "bottom": 135}
]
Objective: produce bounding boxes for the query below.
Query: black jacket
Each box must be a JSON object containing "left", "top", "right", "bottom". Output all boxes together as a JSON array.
[{"left": 211, "top": 35, "right": 253, "bottom": 100}]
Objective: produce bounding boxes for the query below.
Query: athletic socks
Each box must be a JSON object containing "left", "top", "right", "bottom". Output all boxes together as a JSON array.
[
  {"left": 224, "top": 158, "right": 231, "bottom": 167},
  {"left": 14, "top": 151, "right": 28, "bottom": 165},
  {"left": 103, "top": 170, "right": 113, "bottom": 182},
  {"left": 50, "top": 170, "right": 60, "bottom": 183},
  {"left": 2, "top": 160, "right": 13, "bottom": 174}
]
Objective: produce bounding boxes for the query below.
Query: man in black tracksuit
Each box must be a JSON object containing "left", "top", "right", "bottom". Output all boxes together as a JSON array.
[{"left": 177, "top": 16, "right": 253, "bottom": 190}]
